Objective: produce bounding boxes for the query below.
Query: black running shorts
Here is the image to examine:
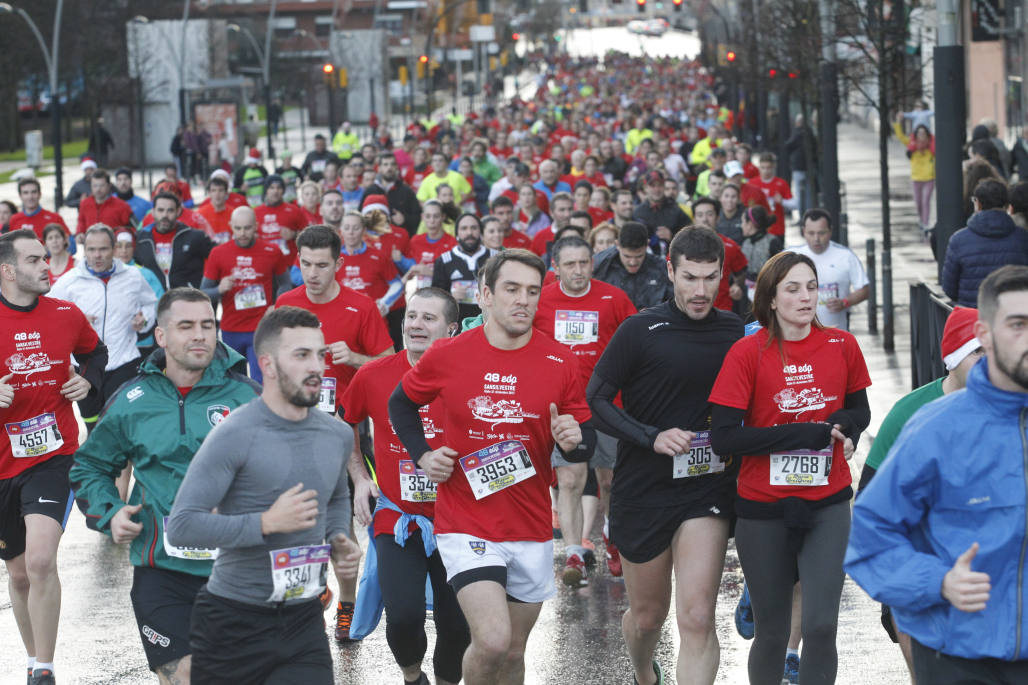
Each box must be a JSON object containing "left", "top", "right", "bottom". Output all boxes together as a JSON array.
[
  {"left": 130, "top": 566, "right": 207, "bottom": 671},
  {"left": 609, "top": 487, "right": 734, "bottom": 564},
  {"left": 190, "top": 587, "right": 333, "bottom": 685},
  {"left": 0, "top": 454, "right": 74, "bottom": 561}
]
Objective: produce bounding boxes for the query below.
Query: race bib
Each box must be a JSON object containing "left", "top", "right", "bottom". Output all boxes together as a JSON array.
[
  {"left": 399, "top": 459, "right": 437, "bottom": 502},
  {"left": 267, "top": 544, "right": 330, "bottom": 603},
  {"left": 672, "top": 431, "right": 725, "bottom": 479},
  {"left": 460, "top": 440, "right": 536, "bottom": 500},
  {"left": 769, "top": 447, "right": 833, "bottom": 487},
  {"left": 233, "top": 284, "right": 267, "bottom": 310},
  {"left": 451, "top": 279, "right": 479, "bottom": 305},
  {"left": 155, "top": 244, "right": 173, "bottom": 274},
  {"left": 554, "top": 310, "right": 599, "bottom": 345},
  {"left": 5, "top": 413, "right": 63, "bottom": 458},
  {"left": 318, "top": 377, "right": 337, "bottom": 413},
  {"left": 162, "top": 517, "right": 218, "bottom": 561},
  {"left": 817, "top": 283, "right": 839, "bottom": 306}
]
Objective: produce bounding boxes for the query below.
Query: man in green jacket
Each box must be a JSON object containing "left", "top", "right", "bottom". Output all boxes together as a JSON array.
[{"left": 70, "top": 288, "right": 261, "bottom": 684}]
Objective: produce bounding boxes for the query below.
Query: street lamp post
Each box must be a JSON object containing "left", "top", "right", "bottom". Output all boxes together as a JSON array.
[
  {"left": 178, "top": 0, "right": 190, "bottom": 128},
  {"left": 229, "top": 4, "right": 278, "bottom": 164},
  {"left": 130, "top": 16, "right": 150, "bottom": 191},
  {"left": 0, "top": 1, "right": 66, "bottom": 209}
]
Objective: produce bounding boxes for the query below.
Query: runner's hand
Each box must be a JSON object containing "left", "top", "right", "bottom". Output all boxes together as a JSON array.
[
  {"left": 652, "top": 428, "right": 695, "bottom": 456},
  {"left": 376, "top": 299, "right": 389, "bottom": 317},
  {"left": 419, "top": 447, "right": 458, "bottom": 483},
  {"left": 843, "top": 436, "right": 855, "bottom": 461},
  {"left": 131, "top": 312, "right": 148, "bottom": 332},
  {"left": 0, "top": 373, "right": 14, "bottom": 408},
  {"left": 111, "top": 503, "right": 143, "bottom": 544},
  {"left": 830, "top": 423, "right": 847, "bottom": 444},
  {"left": 353, "top": 478, "right": 379, "bottom": 528},
  {"left": 61, "top": 364, "right": 91, "bottom": 402},
  {"left": 550, "top": 403, "right": 583, "bottom": 453},
  {"left": 261, "top": 482, "right": 319, "bottom": 535},
  {"left": 217, "top": 275, "right": 235, "bottom": 294},
  {"left": 942, "top": 543, "right": 991, "bottom": 612},
  {"left": 329, "top": 341, "right": 356, "bottom": 366},
  {"left": 825, "top": 297, "right": 846, "bottom": 312},
  {"left": 330, "top": 533, "right": 362, "bottom": 580}
]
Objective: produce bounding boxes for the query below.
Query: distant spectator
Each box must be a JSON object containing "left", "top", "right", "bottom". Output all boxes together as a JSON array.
[
  {"left": 1010, "top": 181, "right": 1028, "bottom": 230},
  {"left": 962, "top": 159, "right": 1002, "bottom": 223},
  {"left": 943, "top": 179, "right": 1028, "bottom": 307}
]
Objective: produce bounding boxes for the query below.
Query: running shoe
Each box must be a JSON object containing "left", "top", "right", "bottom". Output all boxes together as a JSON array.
[
  {"left": 783, "top": 653, "right": 800, "bottom": 684},
  {"left": 318, "top": 586, "right": 334, "bottom": 612},
  {"left": 633, "top": 660, "right": 664, "bottom": 685},
  {"left": 735, "top": 584, "right": 755, "bottom": 640},
  {"left": 335, "top": 601, "right": 355, "bottom": 642},
  {"left": 552, "top": 508, "right": 562, "bottom": 539},
  {"left": 602, "top": 529, "right": 623, "bottom": 577},
  {"left": 404, "top": 673, "right": 430, "bottom": 685},
  {"left": 562, "top": 553, "right": 587, "bottom": 587},
  {"left": 27, "top": 667, "right": 32, "bottom": 685},
  {"left": 29, "top": 669, "right": 55, "bottom": 685},
  {"left": 581, "top": 538, "right": 597, "bottom": 567}
]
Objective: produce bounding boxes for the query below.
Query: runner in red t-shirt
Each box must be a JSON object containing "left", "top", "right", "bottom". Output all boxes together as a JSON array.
[
  {"left": 0, "top": 230, "right": 107, "bottom": 682},
  {"left": 255, "top": 177, "right": 307, "bottom": 259},
  {"left": 708, "top": 251, "right": 871, "bottom": 684},
  {"left": 403, "top": 202, "right": 456, "bottom": 291},
  {"left": 533, "top": 235, "right": 636, "bottom": 584},
  {"left": 389, "top": 250, "right": 592, "bottom": 685},
  {"left": 76, "top": 170, "right": 134, "bottom": 236},
  {"left": 340, "top": 288, "right": 469, "bottom": 685},
  {"left": 337, "top": 213, "right": 404, "bottom": 317},
  {"left": 10, "top": 179, "right": 73, "bottom": 258},
  {"left": 275, "top": 224, "right": 395, "bottom": 639},
  {"left": 202, "top": 206, "right": 290, "bottom": 382},
  {"left": 195, "top": 176, "right": 234, "bottom": 245},
  {"left": 748, "top": 153, "right": 795, "bottom": 237}
]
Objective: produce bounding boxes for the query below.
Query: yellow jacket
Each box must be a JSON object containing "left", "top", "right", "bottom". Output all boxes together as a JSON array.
[{"left": 893, "top": 122, "right": 935, "bottom": 182}]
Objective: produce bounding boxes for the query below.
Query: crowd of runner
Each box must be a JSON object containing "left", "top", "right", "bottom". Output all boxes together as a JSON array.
[{"left": 2, "top": 48, "right": 1028, "bottom": 685}]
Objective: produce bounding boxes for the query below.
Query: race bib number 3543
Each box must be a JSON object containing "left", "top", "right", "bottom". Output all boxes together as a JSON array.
[
  {"left": 460, "top": 440, "right": 536, "bottom": 500},
  {"left": 399, "top": 459, "right": 437, "bottom": 502}
]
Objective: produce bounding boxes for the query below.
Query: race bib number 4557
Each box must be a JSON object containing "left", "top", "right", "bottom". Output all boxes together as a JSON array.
[{"left": 6, "top": 413, "right": 63, "bottom": 459}]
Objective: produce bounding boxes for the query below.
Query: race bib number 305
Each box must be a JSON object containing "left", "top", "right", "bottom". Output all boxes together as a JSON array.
[
  {"left": 267, "top": 545, "right": 330, "bottom": 603},
  {"left": 769, "top": 447, "right": 833, "bottom": 487},
  {"left": 460, "top": 440, "right": 536, "bottom": 500},
  {"left": 672, "top": 431, "right": 725, "bottom": 479},
  {"left": 554, "top": 310, "right": 599, "bottom": 345},
  {"left": 399, "top": 459, "right": 437, "bottom": 502},
  {"left": 6, "top": 413, "right": 63, "bottom": 458}
]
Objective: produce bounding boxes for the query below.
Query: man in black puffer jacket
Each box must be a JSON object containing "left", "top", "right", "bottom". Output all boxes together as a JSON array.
[
  {"left": 942, "top": 179, "right": 1028, "bottom": 306},
  {"left": 135, "top": 191, "right": 214, "bottom": 290}
]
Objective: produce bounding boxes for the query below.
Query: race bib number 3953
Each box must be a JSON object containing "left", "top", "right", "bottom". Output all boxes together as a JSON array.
[
  {"left": 267, "top": 544, "right": 330, "bottom": 603},
  {"left": 460, "top": 440, "right": 536, "bottom": 500}
]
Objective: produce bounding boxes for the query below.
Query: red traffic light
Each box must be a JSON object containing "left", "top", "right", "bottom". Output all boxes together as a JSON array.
[
  {"left": 768, "top": 68, "right": 777, "bottom": 78},
  {"left": 788, "top": 71, "right": 798, "bottom": 79},
  {"left": 672, "top": 0, "right": 683, "bottom": 4},
  {"left": 322, "top": 63, "right": 334, "bottom": 74},
  {"left": 419, "top": 54, "right": 429, "bottom": 64},
  {"left": 726, "top": 50, "right": 736, "bottom": 62},
  {"left": 636, "top": 0, "right": 645, "bottom": 5},
  {"left": 512, "top": 32, "right": 520, "bottom": 40}
]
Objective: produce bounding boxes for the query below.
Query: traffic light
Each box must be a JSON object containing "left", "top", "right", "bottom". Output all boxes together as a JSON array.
[
  {"left": 322, "top": 63, "right": 334, "bottom": 74},
  {"left": 322, "top": 63, "right": 334, "bottom": 87},
  {"left": 726, "top": 50, "right": 736, "bottom": 63},
  {"left": 419, "top": 54, "right": 429, "bottom": 64},
  {"left": 511, "top": 32, "right": 520, "bottom": 41},
  {"left": 768, "top": 68, "right": 777, "bottom": 78},
  {"left": 637, "top": 0, "right": 646, "bottom": 12},
  {"left": 788, "top": 71, "right": 798, "bottom": 79},
  {"left": 672, "top": 0, "right": 683, "bottom": 10}
]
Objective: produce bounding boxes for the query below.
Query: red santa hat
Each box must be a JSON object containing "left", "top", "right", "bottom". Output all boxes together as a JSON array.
[
  {"left": 361, "top": 194, "right": 390, "bottom": 216},
  {"left": 941, "top": 306, "right": 981, "bottom": 371}
]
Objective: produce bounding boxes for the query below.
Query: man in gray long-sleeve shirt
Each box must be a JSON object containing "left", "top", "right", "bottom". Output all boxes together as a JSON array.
[{"left": 167, "top": 306, "right": 361, "bottom": 684}]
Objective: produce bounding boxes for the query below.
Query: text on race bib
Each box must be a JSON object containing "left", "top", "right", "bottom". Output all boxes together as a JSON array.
[
  {"left": 554, "top": 310, "right": 599, "bottom": 345},
  {"left": 6, "top": 413, "right": 63, "bottom": 459},
  {"left": 267, "top": 544, "right": 330, "bottom": 603},
  {"left": 318, "top": 377, "right": 337, "bottom": 413},
  {"left": 769, "top": 447, "right": 833, "bottom": 487},
  {"left": 162, "top": 517, "right": 218, "bottom": 560},
  {"left": 672, "top": 431, "right": 726, "bottom": 479},
  {"left": 233, "top": 284, "right": 267, "bottom": 310},
  {"left": 460, "top": 440, "right": 536, "bottom": 500},
  {"left": 399, "top": 459, "right": 437, "bottom": 502}
]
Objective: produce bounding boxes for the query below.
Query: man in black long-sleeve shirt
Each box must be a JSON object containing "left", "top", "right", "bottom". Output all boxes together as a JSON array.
[{"left": 587, "top": 227, "right": 742, "bottom": 685}]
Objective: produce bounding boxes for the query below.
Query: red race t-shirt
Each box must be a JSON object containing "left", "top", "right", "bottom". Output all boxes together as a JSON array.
[
  {"left": 341, "top": 351, "right": 446, "bottom": 538},
  {"left": 587, "top": 207, "right": 614, "bottom": 227},
  {"left": 276, "top": 285, "right": 393, "bottom": 407},
  {"left": 1, "top": 297, "right": 100, "bottom": 479},
  {"left": 533, "top": 279, "right": 636, "bottom": 388},
  {"left": 715, "top": 236, "right": 749, "bottom": 311},
  {"left": 748, "top": 176, "right": 793, "bottom": 236},
  {"left": 404, "top": 233, "right": 456, "bottom": 289},
  {"left": 255, "top": 202, "right": 307, "bottom": 258},
  {"left": 708, "top": 326, "right": 871, "bottom": 503},
  {"left": 336, "top": 246, "right": 400, "bottom": 303},
  {"left": 10, "top": 209, "right": 69, "bottom": 241},
  {"left": 203, "top": 239, "right": 287, "bottom": 332},
  {"left": 196, "top": 203, "right": 233, "bottom": 245},
  {"left": 401, "top": 326, "right": 591, "bottom": 541},
  {"left": 502, "top": 229, "right": 533, "bottom": 250},
  {"left": 530, "top": 226, "right": 557, "bottom": 257}
]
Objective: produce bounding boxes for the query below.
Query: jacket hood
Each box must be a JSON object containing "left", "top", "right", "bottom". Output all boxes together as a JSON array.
[
  {"left": 966, "top": 356, "right": 1028, "bottom": 411},
  {"left": 140, "top": 340, "right": 250, "bottom": 387},
  {"left": 968, "top": 209, "right": 1017, "bottom": 238}
]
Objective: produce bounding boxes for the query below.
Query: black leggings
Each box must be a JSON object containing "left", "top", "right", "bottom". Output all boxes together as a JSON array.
[
  {"left": 375, "top": 530, "right": 470, "bottom": 683},
  {"left": 735, "top": 500, "right": 851, "bottom": 685}
]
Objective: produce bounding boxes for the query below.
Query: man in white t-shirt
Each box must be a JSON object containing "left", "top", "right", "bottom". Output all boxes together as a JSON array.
[{"left": 787, "top": 208, "right": 869, "bottom": 330}]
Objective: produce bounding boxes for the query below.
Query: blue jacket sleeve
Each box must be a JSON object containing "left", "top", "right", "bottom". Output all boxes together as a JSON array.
[
  {"left": 289, "top": 264, "right": 303, "bottom": 286},
  {"left": 844, "top": 423, "right": 952, "bottom": 611},
  {"left": 941, "top": 236, "right": 961, "bottom": 302}
]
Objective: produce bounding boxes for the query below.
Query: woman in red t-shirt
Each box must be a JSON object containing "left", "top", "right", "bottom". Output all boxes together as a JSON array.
[
  {"left": 44, "top": 223, "right": 75, "bottom": 285},
  {"left": 708, "top": 250, "right": 871, "bottom": 685}
]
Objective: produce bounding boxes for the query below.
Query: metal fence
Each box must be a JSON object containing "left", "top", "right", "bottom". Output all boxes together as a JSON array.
[{"left": 909, "top": 279, "right": 953, "bottom": 390}]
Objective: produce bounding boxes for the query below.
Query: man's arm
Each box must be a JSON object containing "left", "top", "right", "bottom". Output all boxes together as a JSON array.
[
  {"left": 70, "top": 410, "right": 131, "bottom": 535},
  {"left": 324, "top": 425, "right": 354, "bottom": 542}
]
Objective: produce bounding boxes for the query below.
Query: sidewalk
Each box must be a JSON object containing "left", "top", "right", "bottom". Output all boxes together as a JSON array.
[{"left": 833, "top": 121, "right": 942, "bottom": 446}]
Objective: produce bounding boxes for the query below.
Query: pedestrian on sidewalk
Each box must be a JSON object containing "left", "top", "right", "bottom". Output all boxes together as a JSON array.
[
  {"left": 88, "top": 117, "right": 115, "bottom": 168},
  {"left": 893, "top": 112, "right": 936, "bottom": 236}
]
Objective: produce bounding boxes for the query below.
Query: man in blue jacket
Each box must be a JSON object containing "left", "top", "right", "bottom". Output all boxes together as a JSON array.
[
  {"left": 846, "top": 264, "right": 1028, "bottom": 684},
  {"left": 942, "top": 179, "right": 1028, "bottom": 307}
]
